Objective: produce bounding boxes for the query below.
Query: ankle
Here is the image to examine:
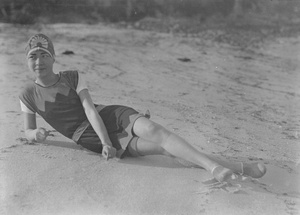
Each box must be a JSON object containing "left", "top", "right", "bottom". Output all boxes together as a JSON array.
[{"left": 211, "top": 165, "right": 235, "bottom": 182}]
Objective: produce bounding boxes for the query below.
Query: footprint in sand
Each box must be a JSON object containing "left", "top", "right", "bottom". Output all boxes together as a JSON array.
[
  {"left": 196, "top": 180, "right": 242, "bottom": 194},
  {"left": 16, "top": 137, "right": 36, "bottom": 145},
  {"left": 284, "top": 199, "right": 299, "bottom": 215},
  {"left": 41, "top": 153, "right": 56, "bottom": 159},
  {"left": 196, "top": 176, "right": 266, "bottom": 195}
]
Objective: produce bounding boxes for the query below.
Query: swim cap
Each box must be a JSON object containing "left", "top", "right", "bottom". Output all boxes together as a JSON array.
[{"left": 25, "top": 34, "right": 55, "bottom": 58}]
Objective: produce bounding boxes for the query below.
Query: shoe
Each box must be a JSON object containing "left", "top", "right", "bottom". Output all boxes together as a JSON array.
[{"left": 240, "top": 162, "right": 267, "bottom": 178}]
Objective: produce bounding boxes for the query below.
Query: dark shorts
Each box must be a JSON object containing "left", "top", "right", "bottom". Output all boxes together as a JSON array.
[{"left": 77, "top": 105, "right": 143, "bottom": 158}]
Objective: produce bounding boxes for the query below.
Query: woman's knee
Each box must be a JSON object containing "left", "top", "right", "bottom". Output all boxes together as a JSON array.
[
  {"left": 143, "top": 122, "right": 170, "bottom": 142},
  {"left": 133, "top": 117, "right": 171, "bottom": 143}
]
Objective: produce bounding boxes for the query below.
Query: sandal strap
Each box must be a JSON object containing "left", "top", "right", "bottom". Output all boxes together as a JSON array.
[{"left": 211, "top": 165, "right": 221, "bottom": 175}]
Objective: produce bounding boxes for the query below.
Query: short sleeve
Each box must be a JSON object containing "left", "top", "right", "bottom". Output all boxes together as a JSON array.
[
  {"left": 76, "top": 73, "right": 88, "bottom": 94},
  {"left": 19, "top": 84, "right": 37, "bottom": 114},
  {"left": 20, "top": 100, "right": 35, "bottom": 114}
]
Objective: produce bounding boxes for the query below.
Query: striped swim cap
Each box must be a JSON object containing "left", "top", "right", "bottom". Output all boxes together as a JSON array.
[{"left": 25, "top": 34, "right": 55, "bottom": 58}]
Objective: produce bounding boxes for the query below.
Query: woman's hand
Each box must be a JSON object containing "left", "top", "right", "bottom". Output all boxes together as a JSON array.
[
  {"left": 35, "top": 127, "right": 49, "bottom": 142},
  {"left": 102, "top": 145, "right": 117, "bottom": 160}
]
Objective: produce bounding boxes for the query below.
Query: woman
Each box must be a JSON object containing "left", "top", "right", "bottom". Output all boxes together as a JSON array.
[{"left": 20, "top": 34, "right": 266, "bottom": 182}]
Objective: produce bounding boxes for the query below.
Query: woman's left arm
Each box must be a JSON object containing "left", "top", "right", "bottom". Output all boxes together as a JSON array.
[{"left": 78, "top": 89, "right": 116, "bottom": 159}]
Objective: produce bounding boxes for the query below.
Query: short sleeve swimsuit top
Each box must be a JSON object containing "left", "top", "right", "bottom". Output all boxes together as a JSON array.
[{"left": 19, "top": 70, "right": 89, "bottom": 139}]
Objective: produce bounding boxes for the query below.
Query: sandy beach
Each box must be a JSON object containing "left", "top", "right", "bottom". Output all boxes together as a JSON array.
[{"left": 0, "top": 23, "right": 300, "bottom": 214}]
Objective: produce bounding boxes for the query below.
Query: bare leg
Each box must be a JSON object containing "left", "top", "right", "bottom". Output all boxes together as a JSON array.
[{"left": 132, "top": 117, "right": 235, "bottom": 182}]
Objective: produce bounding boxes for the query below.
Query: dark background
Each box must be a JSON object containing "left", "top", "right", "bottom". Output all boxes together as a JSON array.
[
  {"left": 1, "top": 0, "right": 300, "bottom": 51},
  {"left": 1, "top": 0, "right": 299, "bottom": 30}
]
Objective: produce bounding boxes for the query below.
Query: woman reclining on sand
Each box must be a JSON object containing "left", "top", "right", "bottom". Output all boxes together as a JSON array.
[{"left": 19, "top": 34, "right": 266, "bottom": 182}]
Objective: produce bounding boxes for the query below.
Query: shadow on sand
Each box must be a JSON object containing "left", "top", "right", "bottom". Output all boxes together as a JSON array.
[{"left": 33, "top": 140, "right": 300, "bottom": 199}]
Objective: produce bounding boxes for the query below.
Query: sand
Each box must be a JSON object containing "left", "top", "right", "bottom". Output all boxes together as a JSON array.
[{"left": 0, "top": 23, "right": 299, "bottom": 214}]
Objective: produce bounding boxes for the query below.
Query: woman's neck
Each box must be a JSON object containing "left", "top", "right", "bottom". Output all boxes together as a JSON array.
[{"left": 36, "top": 73, "right": 59, "bottom": 87}]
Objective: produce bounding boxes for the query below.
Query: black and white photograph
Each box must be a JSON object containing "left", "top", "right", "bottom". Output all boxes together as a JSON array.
[{"left": 0, "top": 0, "right": 299, "bottom": 214}]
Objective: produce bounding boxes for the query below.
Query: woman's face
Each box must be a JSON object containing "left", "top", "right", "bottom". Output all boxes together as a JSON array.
[{"left": 27, "top": 50, "right": 55, "bottom": 78}]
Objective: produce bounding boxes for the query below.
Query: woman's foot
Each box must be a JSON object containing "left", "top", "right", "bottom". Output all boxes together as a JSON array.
[
  {"left": 241, "top": 162, "right": 267, "bottom": 178},
  {"left": 211, "top": 166, "right": 236, "bottom": 182}
]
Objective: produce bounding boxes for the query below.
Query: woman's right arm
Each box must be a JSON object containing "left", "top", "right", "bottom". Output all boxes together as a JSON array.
[{"left": 23, "top": 112, "right": 48, "bottom": 142}]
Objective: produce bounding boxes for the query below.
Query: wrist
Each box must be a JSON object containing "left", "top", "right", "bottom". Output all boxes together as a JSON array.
[
  {"left": 102, "top": 143, "right": 112, "bottom": 147},
  {"left": 25, "top": 129, "right": 37, "bottom": 142},
  {"left": 101, "top": 140, "right": 112, "bottom": 146},
  {"left": 100, "top": 137, "right": 112, "bottom": 146}
]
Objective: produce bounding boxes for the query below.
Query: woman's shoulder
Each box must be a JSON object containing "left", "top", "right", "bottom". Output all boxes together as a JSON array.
[
  {"left": 59, "top": 70, "right": 81, "bottom": 89},
  {"left": 60, "top": 70, "right": 79, "bottom": 77},
  {"left": 19, "top": 82, "right": 36, "bottom": 97}
]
